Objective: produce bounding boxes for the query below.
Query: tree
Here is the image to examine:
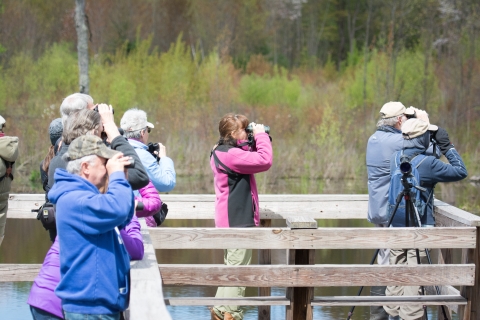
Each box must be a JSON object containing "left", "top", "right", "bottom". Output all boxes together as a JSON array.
[{"left": 75, "top": 0, "right": 89, "bottom": 93}]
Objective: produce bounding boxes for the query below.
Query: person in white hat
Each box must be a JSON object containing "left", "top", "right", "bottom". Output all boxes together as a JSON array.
[
  {"left": 384, "top": 118, "right": 467, "bottom": 320},
  {"left": 0, "top": 115, "right": 19, "bottom": 247},
  {"left": 120, "top": 108, "right": 176, "bottom": 193}
]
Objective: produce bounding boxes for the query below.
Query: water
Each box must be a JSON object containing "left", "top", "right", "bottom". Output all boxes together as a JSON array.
[{"left": 1, "top": 177, "right": 477, "bottom": 319}]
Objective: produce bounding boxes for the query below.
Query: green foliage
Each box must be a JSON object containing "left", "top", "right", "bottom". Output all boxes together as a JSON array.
[
  {"left": 239, "top": 67, "right": 312, "bottom": 109},
  {"left": 4, "top": 43, "right": 76, "bottom": 100},
  {"left": 29, "top": 169, "right": 41, "bottom": 187},
  {"left": 345, "top": 48, "right": 440, "bottom": 110}
]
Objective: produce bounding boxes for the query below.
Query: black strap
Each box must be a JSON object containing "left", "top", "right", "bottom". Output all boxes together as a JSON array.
[{"left": 211, "top": 149, "right": 238, "bottom": 177}]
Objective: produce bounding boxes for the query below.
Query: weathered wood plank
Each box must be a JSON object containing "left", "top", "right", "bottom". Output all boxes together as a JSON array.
[
  {"left": 286, "top": 217, "right": 317, "bottom": 229},
  {"left": 436, "top": 213, "right": 470, "bottom": 227},
  {"left": 149, "top": 227, "right": 476, "bottom": 250},
  {"left": 6, "top": 194, "right": 470, "bottom": 223},
  {"left": 0, "top": 263, "right": 41, "bottom": 281},
  {"left": 164, "top": 296, "right": 290, "bottom": 306},
  {"left": 458, "top": 227, "right": 480, "bottom": 320},
  {"left": 125, "top": 219, "right": 171, "bottom": 320},
  {"left": 258, "top": 219, "right": 272, "bottom": 320},
  {"left": 435, "top": 200, "right": 480, "bottom": 227},
  {"left": 311, "top": 295, "right": 467, "bottom": 306},
  {"left": 159, "top": 264, "right": 475, "bottom": 287}
]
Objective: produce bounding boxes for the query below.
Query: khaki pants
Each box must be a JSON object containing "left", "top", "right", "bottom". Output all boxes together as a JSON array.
[
  {"left": 0, "top": 198, "right": 8, "bottom": 240},
  {"left": 384, "top": 248, "right": 428, "bottom": 320},
  {"left": 212, "top": 248, "right": 252, "bottom": 320}
]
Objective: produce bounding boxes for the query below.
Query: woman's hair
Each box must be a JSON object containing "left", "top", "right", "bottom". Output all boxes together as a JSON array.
[
  {"left": 62, "top": 109, "right": 101, "bottom": 145},
  {"left": 218, "top": 113, "right": 249, "bottom": 147},
  {"left": 41, "top": 145, "right": 55, "bottom": 172}
]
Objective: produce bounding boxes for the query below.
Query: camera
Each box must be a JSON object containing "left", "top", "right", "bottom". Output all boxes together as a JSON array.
[
  {"left": 244, "top": 122, "right": 272, "bottom": 146},
  {"left": 147, "top": 142, "right": 160, "bottom": 161},
  {"left": 245, "top": 123, "right": 270, "bottom": 134},
  {"left": 93, "top": 105, "right": 114, "bottom": 114},
  {"left": 399, "top": 154, "right": 412, "bottom": 176}
]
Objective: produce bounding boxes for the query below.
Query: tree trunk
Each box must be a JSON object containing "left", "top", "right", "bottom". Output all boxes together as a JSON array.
[{"left": 75, "top": 0, "right": 90, "bottom": 94}]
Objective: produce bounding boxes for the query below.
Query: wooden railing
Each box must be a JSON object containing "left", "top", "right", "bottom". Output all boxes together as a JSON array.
[{"left": 2, "top": 194, "right": 480, "bottom": 320}]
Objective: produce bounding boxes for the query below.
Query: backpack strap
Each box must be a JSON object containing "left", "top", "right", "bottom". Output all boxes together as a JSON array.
[{"left": 211, "top": 149, "right": 239, "bottom": 177}]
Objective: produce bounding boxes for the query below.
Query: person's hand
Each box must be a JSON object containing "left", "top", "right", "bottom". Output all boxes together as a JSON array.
[
  {"left": 432, "top": 127, "right": 454, "bottom": 155},
  {"left": 96, "top": 104, "right": 120, "bottom": 142},
  {"left": 415, "top": 109, "right": 430, "bottom": 123},
  {"left": 405, "top": 106, "right": 419, "bottom": 118},
  {"left": 157, "top": 142, "right": 166, "bottom": 158},
  {"left": 252, "top": 123, "right": 266, "bottom": 135},
  {"left": 106, "top": 153, "right": 132, "bottom": 175}
]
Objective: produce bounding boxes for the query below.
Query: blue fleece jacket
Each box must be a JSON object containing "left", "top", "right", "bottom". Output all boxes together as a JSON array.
[
  {"left": 127, "top": 139, "right": 176, "bottom": 192},
  {"left": 48, "top": 169, "right": 134, "bottom": 315},
  {"left": 390, "top": 140, "right": 467, "bottom": 226}
]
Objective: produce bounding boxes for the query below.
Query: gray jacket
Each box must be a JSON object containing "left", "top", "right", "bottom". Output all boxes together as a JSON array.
[{"left": 366, "top": 126, "right": 403, "bottom": 224}]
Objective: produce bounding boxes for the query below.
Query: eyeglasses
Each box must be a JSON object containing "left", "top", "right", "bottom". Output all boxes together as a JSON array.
[{"left": 146, "top": 127, "right": 151, "bottom": 133}]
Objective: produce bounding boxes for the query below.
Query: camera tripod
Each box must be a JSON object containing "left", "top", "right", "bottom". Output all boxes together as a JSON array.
[{"left": 346, "top": 167, "right": 448, "bottom": 320}]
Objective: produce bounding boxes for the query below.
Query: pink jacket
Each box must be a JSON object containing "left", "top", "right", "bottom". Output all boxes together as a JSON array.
[
  {"left": 210, "top": 133, "right": 273, "bottom": 228},
  {"left": 134, "top": 181, "right": 161, "bottom": 227}
]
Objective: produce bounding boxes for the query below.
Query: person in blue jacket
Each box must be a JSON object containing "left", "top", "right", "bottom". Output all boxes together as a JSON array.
[
  {"left": 384, "top": 118, "right": 467, "bottom": 320},
  {"left": 120, "top": 108, "right": 176, "bottom": 192},
  {"left": 48, "top": 135, "right": 135, "bottom": 320}
]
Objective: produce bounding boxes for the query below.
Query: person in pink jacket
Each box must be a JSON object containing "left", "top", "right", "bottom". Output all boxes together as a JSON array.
[
  {"left": 27, "top": 216, "right": 144, "bottom": 319},
  {"left": 134, "top": 180, "right": 162, "bottom": 227},
  {"left": 209, "top": 113, "right": 273, "bottom": 320}
]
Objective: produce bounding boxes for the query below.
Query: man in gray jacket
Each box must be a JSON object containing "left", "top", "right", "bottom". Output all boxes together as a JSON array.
[
  {"left": 366, "top": 101, "right": 407, "bottom": 320},
  {"left": 0, "top": 115, "right": 19, "bottom": 247}
]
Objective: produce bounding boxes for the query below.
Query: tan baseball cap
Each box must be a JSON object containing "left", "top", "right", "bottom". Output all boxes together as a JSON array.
[
  {"left": 379, "top": 101, "right": 406, "bottom": 118},
  {"left": 67, "top": 135, "right": 120, "bottom": 161},
  {"left": 402, "top": 118, "right": 432, "bottom": 139}
]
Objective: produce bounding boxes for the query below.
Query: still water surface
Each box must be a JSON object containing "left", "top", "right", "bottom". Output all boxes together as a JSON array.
[{"left": 1, "top": 176, "right": 477, "bottom": 319}]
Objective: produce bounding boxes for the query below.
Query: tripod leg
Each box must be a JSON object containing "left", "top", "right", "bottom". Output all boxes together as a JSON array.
[
  {"left": 406, "top": 200, "right": 428, "bottom": 320},
  {"left": 348, "top": 193, "right": 406, "bottom": 320},
  {"left": 410, "top": 203, "right": 449, "bottom": 319}
]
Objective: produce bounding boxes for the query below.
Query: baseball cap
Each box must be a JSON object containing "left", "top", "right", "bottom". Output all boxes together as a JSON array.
[
  {"left": 67, "top": 135, "right": 120, "bottom": 161},
  {"left": 401, "top": 118, "right": 431, "bottom": 139},
  {"left": 379, "top": 101, "right": 406, "bottom": 118},
  {"left": 120, "top": 109, "right": 154, "bottom": 132}
]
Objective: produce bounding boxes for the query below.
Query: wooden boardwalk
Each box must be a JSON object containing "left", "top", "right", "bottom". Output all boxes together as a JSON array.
[{"left": 2, "top": 194, "right": 480, "bottom": 320}]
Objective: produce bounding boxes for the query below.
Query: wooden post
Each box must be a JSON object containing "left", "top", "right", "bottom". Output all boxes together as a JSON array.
[
  {"left": 437, "top": 248, "right": 453, "bottom": 320},
  {"left": 459, "top": 226, "right": 480, "bottom": 320},
  {"left": 285, "top": 217, "right": 317, "bottom": 320},
  {"left": 258, "top": 219, "right": 272, "bottom": 320}
]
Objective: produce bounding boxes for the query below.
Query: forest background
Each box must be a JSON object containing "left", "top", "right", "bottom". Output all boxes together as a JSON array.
[{"left": 0, "top": 0, "right": 479, "bottom": 211}]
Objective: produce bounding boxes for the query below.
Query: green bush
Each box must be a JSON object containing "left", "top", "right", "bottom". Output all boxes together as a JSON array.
[{"left": 239, "top": 66, "right": 312, "bottom": 109}]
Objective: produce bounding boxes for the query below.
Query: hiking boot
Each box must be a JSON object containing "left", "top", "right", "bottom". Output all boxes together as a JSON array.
[{"left": 209, "top": 307, "right": 223, "bottom": 320}]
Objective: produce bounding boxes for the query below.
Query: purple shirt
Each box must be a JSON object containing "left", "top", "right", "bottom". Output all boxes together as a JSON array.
[{"left": 27, "top": 216, "right": 144, "bottom": 318}]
